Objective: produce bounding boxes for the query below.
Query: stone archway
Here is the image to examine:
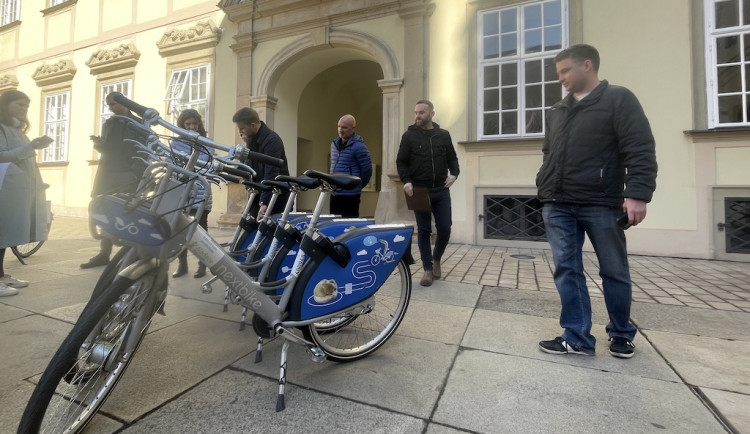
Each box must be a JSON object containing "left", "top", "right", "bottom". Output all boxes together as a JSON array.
[{"left": 250, "top": 28, "right": 405, "bottom": 221}]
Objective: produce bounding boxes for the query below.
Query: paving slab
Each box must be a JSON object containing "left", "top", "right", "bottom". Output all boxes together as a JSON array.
[
  {"left": 1, "top": 274, "right": 98, "bottom": 314},
  {"left": 90, "top": 315, "right": 254, "bottom": 423},
  {"left": 0, "top": 303, "right": 32, "bottom": 323},
  {"left": 632, "top": 302, "right": 750, "bottom": 341},
  {"left": 233, "top": 334, "right": 458, "bottom": 419},
  {"left": 0, "top": 315, "right": 72, "bottom": 390},
  {"left": 433, "top": 349, "right": 725, "bottom": 433},
  {"left": 700, "top": 387, "right": 750, "bottom": 433},
  {"left": 122, "top": 369, "right": 426, "bottom": 433},
  {"left": 644, "top": 330, "right": 750, "bottom": 395},
  {"left": 409, "top": 278, "right": 482, "bottom": 308},
  {"left": 425, "top": 423, "right": 473, "bottom": 434},
  {"left": 397, "top": 298, "right": 474, "bottom": 345}
]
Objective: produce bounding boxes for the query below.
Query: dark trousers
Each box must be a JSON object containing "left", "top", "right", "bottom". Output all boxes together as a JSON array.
[
  {"left": 330, "top": 194, "right": 361, "bottom": 218},
  {"left": 414, "top": 186, "right": 452, "bottom": 271},
  {"left": 250, "top": 191, "right": 291, "bottom": 219}
]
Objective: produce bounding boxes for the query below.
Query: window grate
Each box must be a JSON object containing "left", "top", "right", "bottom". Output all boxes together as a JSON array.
[
  {"left": 483, "top": 195, "right": 546, "bottom": 241},
  {"left": 725, "top": 197, "right": 750, "bottom": 254}
]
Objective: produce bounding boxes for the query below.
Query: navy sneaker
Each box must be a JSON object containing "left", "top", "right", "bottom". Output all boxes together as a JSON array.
[
  {"left": 609, "top": 337, "right": 635, "bottom": 358},
  {"left": 539, "top": 336, "right": 594, "bottom": 356}
]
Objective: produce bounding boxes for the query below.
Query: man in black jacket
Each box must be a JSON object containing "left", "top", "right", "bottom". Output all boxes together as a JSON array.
[
  {"left": 536, "top": 44, "right": 657, "bottom": 359},
  {"left": 397, "top": 100, "right": 460, "bottom": 287},
  {"left": 232, "top": 107, "right": 290, "bottom": 219}
]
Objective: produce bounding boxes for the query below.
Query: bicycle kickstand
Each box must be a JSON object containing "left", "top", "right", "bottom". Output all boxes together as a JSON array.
[
  {"left": 255, "top": 337, "right": 263, "bottom": 363},
  {"left": 276, "top": 340, "right": 290, "bottom": 412},
  {"left": 239, "top": 306, "right": 248, "bottom": 330}
]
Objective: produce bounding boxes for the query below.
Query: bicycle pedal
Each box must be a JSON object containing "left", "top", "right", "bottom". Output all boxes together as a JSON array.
[
  {"left": 201, "top": 283, "right": 213, "bottom": 294},
  {"left": 307, "top": 346, "right": 326, "bottom": 363}
]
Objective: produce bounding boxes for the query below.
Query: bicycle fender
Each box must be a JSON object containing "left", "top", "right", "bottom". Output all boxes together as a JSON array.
[
  {"left": 287, "top": 224, "right": 413, "bottom": 321},
  {"left": 265, "top": 218, "right": 374, "bottom": 289}
]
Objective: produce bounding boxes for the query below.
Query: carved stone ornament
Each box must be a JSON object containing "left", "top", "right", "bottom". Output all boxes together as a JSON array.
[
  {"left": 32, "top": 60, "right": 77, "bottom": 87},
  {"left": 0, "top": 74, "right": 20, "bottom": 92},
  {"left": 157, "top": 20, "right": 221, "bottom": 57},
  {"left": 86, "top": 44, "right": 141, "bottom": 75}
]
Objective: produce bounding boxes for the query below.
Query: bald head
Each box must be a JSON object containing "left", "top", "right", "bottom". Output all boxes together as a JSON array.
[{"left": 337, "top": 114, "right": 356, "bottom": 141}]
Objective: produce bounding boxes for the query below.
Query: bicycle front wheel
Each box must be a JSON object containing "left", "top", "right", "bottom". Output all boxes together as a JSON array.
[
  {"left": 303, "top": 259, "right": 412, "bottom": 363},
  {"left": 12, "top": 241, "right": 45, "bottom": 259},
  {"left": 18, "top": 271, "right": 160, "bottom": 434}
]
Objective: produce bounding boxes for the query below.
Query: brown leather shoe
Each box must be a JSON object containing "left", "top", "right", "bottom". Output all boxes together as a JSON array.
[
  {"left": 432, "top": 261, "right": 441, "bottom": 279},
  {"left": 420, "top": 270, "right": 434, "bottom": 287}
]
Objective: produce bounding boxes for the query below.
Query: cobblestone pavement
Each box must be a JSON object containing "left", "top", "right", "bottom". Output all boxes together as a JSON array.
[{"left": 47, "top": 216, "right": 750, "bottom": 312}]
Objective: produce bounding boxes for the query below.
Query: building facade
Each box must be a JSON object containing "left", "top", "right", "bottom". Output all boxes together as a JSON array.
[{"left": 1, "top": 0, "right": 749, "bottom": 261}]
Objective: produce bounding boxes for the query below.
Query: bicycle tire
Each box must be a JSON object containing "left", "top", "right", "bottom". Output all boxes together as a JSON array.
[
  {"left": 12, "top": 241, "right": 45, "bottom": 259},
  {"left": 18, "top": 271, "right": 159, "bottom": 434},
  {"left": 302, "top": 259, "right": 411, "bottom": 363}
]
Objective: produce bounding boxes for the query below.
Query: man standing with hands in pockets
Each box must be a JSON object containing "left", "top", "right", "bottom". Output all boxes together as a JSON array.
[{"left": 397, "top": 100, "right": 460, "bottom": 287}]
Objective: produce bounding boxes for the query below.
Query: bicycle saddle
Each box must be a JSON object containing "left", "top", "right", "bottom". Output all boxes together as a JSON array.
[
  {"left": 262, "top": 180, "right": 293, "bottom": 191},
  {"left": 274, "top": 175, "right": 320, "bottom": 191},
  {"left": 304, "top": 170, "right": 361, "bottom": 189},
  {"left": 245, "top": 181, "right": 272, "bottom": 192}
]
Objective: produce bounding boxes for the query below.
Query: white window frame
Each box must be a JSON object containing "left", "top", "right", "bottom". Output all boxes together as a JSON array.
[
  {"left": 163, "top": 64, "right": 210, "bottom": 127},
  {"left": 477, "top": 0, "right": 568, "bottom": 139},
  {"left": 42, "top": 91, "right": 70, "bottom": 163},
  {"left": 705, "top": 0, "right": 750, "bottom": 127},
  {"left": 1, "top": 0, "right": 20, "bottom": 26},
  {"left": 48, "top": 0, "right": 67, "bottom": 6},
  {"left": 100, "top": 79, "right": 132, "bottom": 131}
]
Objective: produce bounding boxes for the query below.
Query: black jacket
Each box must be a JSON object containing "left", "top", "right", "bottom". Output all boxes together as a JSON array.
[
  {"left": 396, "top": 123, "right": 460, "bottom": 188},
  {"left": 91, "top": 113, "right": 148, "bottom": 196},
  {"left": 244, "top": 121, "right": 290, "bottom": 205},
  {"left": 536, "top": 80, "right": 657, "bottom": 207}
]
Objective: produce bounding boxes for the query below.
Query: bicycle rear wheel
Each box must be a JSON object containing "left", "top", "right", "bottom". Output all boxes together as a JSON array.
[
  {"left": 303, "top": 259, "right": 411, "bottom": 362},
  {"left": 18, "top": 270, "right": 161, "bottom": 433},
  {"left": 12, "top": 241, "right": 45, "bottom": 259}
]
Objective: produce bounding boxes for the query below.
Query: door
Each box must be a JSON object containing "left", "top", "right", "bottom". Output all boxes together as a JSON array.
[{"left": 713, "top": 188, "right": 750, "bottom": 261}]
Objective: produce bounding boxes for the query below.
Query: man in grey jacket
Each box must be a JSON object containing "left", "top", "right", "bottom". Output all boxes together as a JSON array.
[{"left": 536, "top": 44, "right": 657, "bottom": 359}]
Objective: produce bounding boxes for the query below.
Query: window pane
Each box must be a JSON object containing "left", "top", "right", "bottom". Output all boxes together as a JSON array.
[
  {"left": 526, "top": 110, "right": 543, "bottom": 133},
  {"left": 545, "top": 82, "right": 563, "bottom": 106},
  {"left": 544, "top": 57, "right": 558, "bottom": 81},
  {"left": 500, "top": 34, "right": 517, "bottom": 57},
  {"left": 525, "top": 60, "right": 542, "bottom": 83},
  {"left": 502, "top": 87, "right": 517, "bottom": 109},
  {"left": 544, "top": 1, "right": 562, "bottom": 26},
  {"left": 501, "top": 9, "right": 516, "bottom": 33},
  {"left": 485, "top": 36, "right": 500, "bottom": 59},
  {"left": 717, "top": 35, "right": 741, "bottom": 64},
  {"left": 719, "top": 94, "right": 743, "bottom": 122},
  {"left": 501, "top": 112, "right": 518, "bottom": 134},
  {"left": 745, "top": 0, "right": 750, "bottom": 25},
  {"left": 484, "top": 65, "right": 499, "bottom": 87},
  {"left": 526, "top": 85, "right": 542, "bottom": 108},
  {"left": 716, "top": 0, "right": 739, "bottom": 29},
  {"left": 501, "top": 62, "right": 518, "bottom": 86},
  {"left": 484, "top": 89, "right": 500, "bottom": 111},
  {"left": 484, "top": 113, "right": 500, "bottom": 135},
  {"left": 524, "top": 4, "right": 542, "bottom": 29},
  {"left": 544, "top": 25, "right": 562, "bottom": 50},
  {"left": 483, "top": 11, "right": 499, "bottom": 35},
  {"left": 718, "top": 65, "right": 742, "bottom": 92},
  {"left": 525, "top": 29, "right": 542, "bottom": 54}
]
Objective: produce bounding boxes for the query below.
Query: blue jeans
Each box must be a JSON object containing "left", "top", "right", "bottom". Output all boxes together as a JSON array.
[
  {"left": 542, "top": 204, "right": 636, "bottom": 353},
  {"left": 414, "top": 186, "right": 452, "bottom": 271}
]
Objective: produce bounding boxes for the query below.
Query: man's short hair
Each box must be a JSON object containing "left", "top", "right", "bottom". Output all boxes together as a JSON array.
[
  {"left": 554, "top": 44, "right": 600, "bottom": 72},
  {"left": 415, "top": 99, "right": 434, "bottom": 111},
  {"left": 232, "top": 107, "right": 260, "bottom": 124}
]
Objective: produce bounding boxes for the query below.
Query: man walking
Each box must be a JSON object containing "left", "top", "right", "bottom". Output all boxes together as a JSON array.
[
  {"left": 396, "top": 100, "right": 460, "bottom": 287},
  {"left": 329, "top": 114, "right": 372, "bottom": 217},
  {"left": 536, "top": 44, "right": 657, "bottom": 358}
]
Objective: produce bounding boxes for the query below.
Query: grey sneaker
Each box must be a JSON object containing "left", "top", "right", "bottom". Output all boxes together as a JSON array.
[
  {"left": 0, "top": 274, "right": 28, "bottom": 288},
  {"left": 539, "top": 336, "right": 594, "bottom": 356},
  {"left": 0, "top": 284, "right": 19, "bottom": 297}
]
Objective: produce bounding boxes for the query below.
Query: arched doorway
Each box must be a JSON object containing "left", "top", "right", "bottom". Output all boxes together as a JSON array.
[{"left": 295, "top": 60, "right": 384, "bottom": 216}]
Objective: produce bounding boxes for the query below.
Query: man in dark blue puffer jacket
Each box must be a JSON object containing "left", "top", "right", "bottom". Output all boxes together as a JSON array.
[{"left": 329, "top": 114, "right": 372, "bottom": 217}]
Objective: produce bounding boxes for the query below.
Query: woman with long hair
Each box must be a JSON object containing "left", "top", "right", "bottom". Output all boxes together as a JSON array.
[
  {"left": 0, "top": 90, "right": 49, "bottom": 296},
  {"left": 171, "top": 109, "right": 213, "bottom": 278}
]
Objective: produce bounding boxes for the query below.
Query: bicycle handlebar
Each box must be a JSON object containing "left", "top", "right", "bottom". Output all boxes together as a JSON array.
[{"left": 112, "top": 92, "right": 149, "bottom": 117}]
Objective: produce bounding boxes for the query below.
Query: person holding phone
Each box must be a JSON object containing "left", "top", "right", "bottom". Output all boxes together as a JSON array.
[
  {"left": 80, "top": 92, "right": 147, "bottom": 269},
  {"left": 0, "top": 90, "right": 49, "bottom": 296},
  {"left": 535, "top": 45, "right": 658, "bottom": 359}
]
